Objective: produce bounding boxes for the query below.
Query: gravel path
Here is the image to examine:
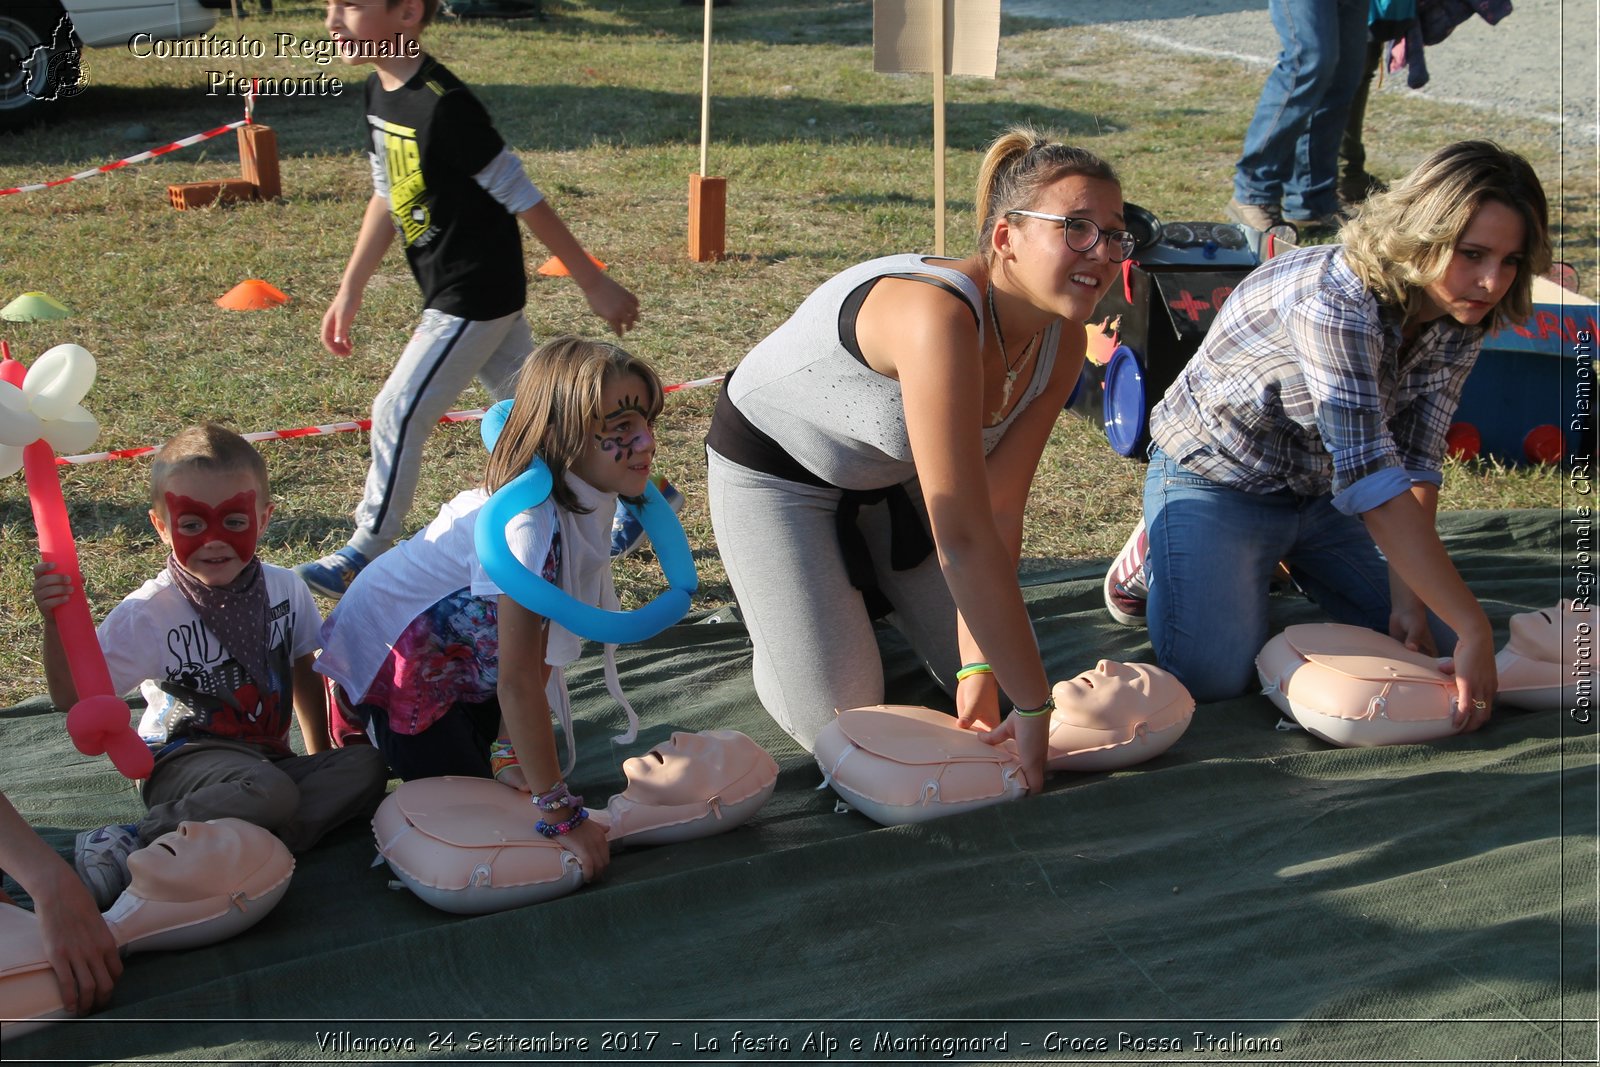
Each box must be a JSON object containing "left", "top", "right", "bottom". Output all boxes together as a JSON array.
[{"left": 1006, "top": 0, "right": 1596, "bottom": 147}]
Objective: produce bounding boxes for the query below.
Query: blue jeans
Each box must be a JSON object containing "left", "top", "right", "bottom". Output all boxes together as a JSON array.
[
  {"left": 1233, "top": 0, "right": 1368, "bottom": 220},
  {"left": 1142, "top": 447, "right": 1452, "bottom": 702}
]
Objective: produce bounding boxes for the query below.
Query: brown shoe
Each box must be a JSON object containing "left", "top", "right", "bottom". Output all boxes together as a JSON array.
[
  {"left": 1286, "top": 207, "right": 1352, "bottom": 234},
  {"left": 1226, "top": 198, "right": 1284, "bottom": 232},
  {"left": 1339, "top": 171, "right": 1388, "bottom": 205}
]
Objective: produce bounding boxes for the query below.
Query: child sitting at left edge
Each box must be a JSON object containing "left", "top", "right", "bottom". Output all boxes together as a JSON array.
[{"left": 32, "top": 424, "right": 389, "bottom": 909}]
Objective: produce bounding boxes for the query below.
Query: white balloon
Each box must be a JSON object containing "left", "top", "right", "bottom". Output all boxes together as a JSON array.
[
  {"left": 23, "top": 344, "right": 96, "bottom": 421},
  {"left": 0, "top": 444, "right": 22, "bottom": 479},
  {"left": 40, "top": 404, "right": 99, "bottom": 454},
  {"left": 0, "top": 382, "right": 42, "bottom": 448}
]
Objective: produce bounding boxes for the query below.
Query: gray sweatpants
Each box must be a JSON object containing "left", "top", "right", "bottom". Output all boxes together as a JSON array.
[
  {"left": 706, "top": 446, "right": 960, "bottom": 751},
  {"left": 350, "top": 308, "right": 533, "bottom": 558},
  {"left": 138, "top": 740, "right": 389, "bottom": 853}
]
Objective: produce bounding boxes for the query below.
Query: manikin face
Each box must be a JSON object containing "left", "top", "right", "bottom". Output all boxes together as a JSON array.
[
  {"left": 1506, "top": 603, "right": 1571, "bottom": 663},
  {"left": 1052, "top": 660, "right": 1187, "bottom": 729},
  {"left": 620, "top": 730, "right": 753, "bottom": 807},
  {"left": 150, "top": 468, "right": 272, "bottom": 587},
  {"left": 998, "top": 174, "right": 1125, "bottom": 326},
  {"left": 569, "top": 372, "right": 657, "bottom": 498},
  {"left": 1416, "top": 199, "right": 1527, "bottom": 328},
  {"left": 125, "top": 820, "right": 280, "bottom": 904}
]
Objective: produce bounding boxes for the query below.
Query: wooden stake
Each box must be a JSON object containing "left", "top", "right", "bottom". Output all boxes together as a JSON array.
[
  {"left": 699, "top": 0, "right": 712, "bottom": 178},
  {"left": 689, "top": 0, "right": 727, "bottom": 261},
  {"left": 932, "top": 0, "right": 945, "bottom": 257}
]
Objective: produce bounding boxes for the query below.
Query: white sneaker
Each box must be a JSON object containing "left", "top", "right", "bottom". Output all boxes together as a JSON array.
[{"left": 74, "top": 823, "right": 138, "bottom": 910}]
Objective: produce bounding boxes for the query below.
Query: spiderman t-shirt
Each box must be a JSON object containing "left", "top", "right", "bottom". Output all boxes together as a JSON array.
[{"left": 97, "top": 564, "right": 321, "bottom": 757}]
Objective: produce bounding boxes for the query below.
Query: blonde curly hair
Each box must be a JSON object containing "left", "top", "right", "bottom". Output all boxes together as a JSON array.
[{"left": 1339, "top": 140, "right": 1551, "bottom": 332}]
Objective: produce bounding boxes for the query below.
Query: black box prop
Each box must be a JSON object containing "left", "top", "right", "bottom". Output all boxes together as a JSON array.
[{"left": 1089, "top": 222, "right": 1259, "bottom": 458}]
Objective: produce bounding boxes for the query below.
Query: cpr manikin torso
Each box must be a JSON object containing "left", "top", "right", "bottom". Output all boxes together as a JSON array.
[
  {"left": 1256, "top": 603, "right": 1580, "bottom": 747},
  {"left": 813, "top": 661, "right": 1195, "bottom": 827},
  {"left": 1256, "top": 623, "right": 1461, "bottom": 747},
  {"left": 373, "top": 729, "right": 779, "bottom": 914},
  {"left": 0, "top": 819, "right": 293, "bottom": 1034}
]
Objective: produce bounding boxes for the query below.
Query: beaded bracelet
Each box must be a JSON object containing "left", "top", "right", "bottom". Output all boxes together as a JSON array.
[
  {"left": 533, "top": 781, "right": 585, "bottom": 813},
  {"left": 955, "top": 662, "right": 993, "bottom": 681},
  {"left": 489, "top": 739, "right": 519, "bottom": 780},
  {"left": 535, "top": 806, "right": 590, "bottom": 838},
  {"left": 1013, "top": 695, "right": 1055, "bottom": 718}
]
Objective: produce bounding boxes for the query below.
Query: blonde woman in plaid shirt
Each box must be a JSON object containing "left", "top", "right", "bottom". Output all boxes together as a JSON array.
[{"left": 1108, "top": 141, "right": 1549, "bottom": 722}]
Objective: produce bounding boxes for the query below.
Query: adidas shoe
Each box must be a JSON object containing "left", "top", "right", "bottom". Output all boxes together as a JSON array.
[
  {"left": 74, "top": 823, "right": 139, "bottom": 910},
  {"left": 294, "top": 545, "right": 370, "bottom": 600},
  {"left": 1103, "top": 518, "right": 1149, "bottom": 626},
  {"left": 611, "top": 477, "right": 684, "bottom": 559}
]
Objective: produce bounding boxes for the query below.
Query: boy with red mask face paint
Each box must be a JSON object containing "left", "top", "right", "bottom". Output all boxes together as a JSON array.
[{"left": 31, "top": 425, "right": 388, "bottom": 910}]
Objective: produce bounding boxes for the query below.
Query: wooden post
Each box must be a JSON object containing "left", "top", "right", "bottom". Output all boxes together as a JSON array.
[
  {"left": 688, "top": 174, "right": 726, "bottom": 262},
  {"left": 688, "top": 0, "right": 726, "bottom": 261},
  {"left": 699, "top": 0, "right": 712, "bottom": 179},
  {"left": 238, "top": 123, "right": 280, "bottom": 201},
  {"left": 931, "top": 0, "right": 945, "bottom": 257}
]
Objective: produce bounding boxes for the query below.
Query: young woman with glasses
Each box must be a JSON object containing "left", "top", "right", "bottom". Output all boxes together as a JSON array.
[{"left": 706, "top": 127, "right": 1128, "bottom": 791}]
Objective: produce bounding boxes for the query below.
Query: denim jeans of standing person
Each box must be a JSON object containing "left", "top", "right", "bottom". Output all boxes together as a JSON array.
[
  {"left": 1233, "top": 0, "right": 1369, "bottom": 221},
  {"left": 1141, "top": 447, "right": 1454, "bottom": 702}
]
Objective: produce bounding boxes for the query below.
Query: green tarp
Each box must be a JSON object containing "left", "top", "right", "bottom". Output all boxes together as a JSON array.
[{"left": 2, "top": 509, "right": 1594, "bottom": 1064}]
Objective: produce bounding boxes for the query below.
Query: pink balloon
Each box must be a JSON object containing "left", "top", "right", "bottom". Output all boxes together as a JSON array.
[{"left": 2, "top": 352, "right": 151, "bottom": 779}]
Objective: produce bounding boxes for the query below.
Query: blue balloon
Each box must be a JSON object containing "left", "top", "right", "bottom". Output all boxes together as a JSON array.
[
  {"left": 475, "top": 401, "right": 697, "bottom": 645},
  {"left": 480, "top": 398, "right": 512, "bottom": 451}
]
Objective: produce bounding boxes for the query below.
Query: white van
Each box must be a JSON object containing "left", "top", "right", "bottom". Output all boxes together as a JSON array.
[{"left": 1, "top": 0, "right": 221, "bottom": 129}]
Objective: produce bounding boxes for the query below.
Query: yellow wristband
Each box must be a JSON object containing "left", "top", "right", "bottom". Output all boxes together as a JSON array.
[
  {"left": 956, "top": 662, "right": 993, "bottom": 682},
  {"left": 1013, "top": 695, "right": 1055, "bottom": 718}
]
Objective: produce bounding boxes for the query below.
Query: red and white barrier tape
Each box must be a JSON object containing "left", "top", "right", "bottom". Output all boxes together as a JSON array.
[
  {"left": 661, "top": 373, "right": 726, "bottom": 394},
  {"left": 0, "top": 119, "right": 250, "bottom": 197},
  {"left": 56, "top": 373, "right": 727, "bottom": 466}
]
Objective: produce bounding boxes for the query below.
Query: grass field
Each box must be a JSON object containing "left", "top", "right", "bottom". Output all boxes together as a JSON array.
[{"left": 0, "top": 0, "right": 1585, "bottom": 707}]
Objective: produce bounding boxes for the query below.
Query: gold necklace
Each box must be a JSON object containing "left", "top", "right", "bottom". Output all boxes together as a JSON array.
[{"left": 987, "top": 280, "right": 1040, "bottom": 426}]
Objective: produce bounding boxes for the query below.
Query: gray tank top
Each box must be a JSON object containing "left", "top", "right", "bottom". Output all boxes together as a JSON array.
[{"left": 727, "top": 254, "right": 1060, "bottom": 491}]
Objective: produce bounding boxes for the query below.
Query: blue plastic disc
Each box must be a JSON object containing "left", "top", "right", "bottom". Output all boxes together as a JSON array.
[{"left": 1102, "top": 345, "right": 1148, "bottom": 457}]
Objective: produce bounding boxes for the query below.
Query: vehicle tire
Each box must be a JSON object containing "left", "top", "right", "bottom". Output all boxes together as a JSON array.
[{"left": 0, "top": 1, "right": 74, "bottom": 132}]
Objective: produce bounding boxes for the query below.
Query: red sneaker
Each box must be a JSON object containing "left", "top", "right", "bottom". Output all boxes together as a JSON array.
[{"left": 1103, "top": 519, "right": 1149, "bottom": 626}]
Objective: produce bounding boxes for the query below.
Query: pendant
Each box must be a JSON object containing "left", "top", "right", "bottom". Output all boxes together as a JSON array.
[{"left": 991, "top": 369, "right": 1019, "bottom": 424}]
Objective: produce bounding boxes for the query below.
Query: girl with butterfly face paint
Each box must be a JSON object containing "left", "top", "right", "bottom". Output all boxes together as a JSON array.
[{"left": 318, "top": 337, "right": 669, "bottom": 885}]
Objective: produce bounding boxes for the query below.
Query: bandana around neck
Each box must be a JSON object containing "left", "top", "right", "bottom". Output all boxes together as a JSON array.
[{"left": 165, "top": 554, "right": 274, "bottom": 696}]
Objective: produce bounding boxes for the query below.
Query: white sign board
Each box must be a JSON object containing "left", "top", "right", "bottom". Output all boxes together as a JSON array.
[{"left": 873, "top": 0, "right": 1000, "bottom": 79}]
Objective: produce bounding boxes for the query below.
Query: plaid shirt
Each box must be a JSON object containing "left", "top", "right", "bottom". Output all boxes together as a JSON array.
[{"left": 1150, "top": 244, "right": 1484, "bottom": 514}]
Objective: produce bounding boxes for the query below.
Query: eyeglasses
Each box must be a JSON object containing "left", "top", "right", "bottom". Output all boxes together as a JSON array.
[{"left": 1005, "top": 210, "right": 1137, "bottom": 263}]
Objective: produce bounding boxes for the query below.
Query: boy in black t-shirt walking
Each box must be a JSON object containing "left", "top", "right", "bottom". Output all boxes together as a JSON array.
[{"left": 299, "top": 0, "right": 640, "bottom": 599}]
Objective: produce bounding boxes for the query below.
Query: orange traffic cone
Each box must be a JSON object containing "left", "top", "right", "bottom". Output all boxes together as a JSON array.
[
  {"left": 216, "top": 280, "right": 289, "bottom": 311},
  {"left": 536, "top": 253, "right": 607, "bottom": 278}
]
